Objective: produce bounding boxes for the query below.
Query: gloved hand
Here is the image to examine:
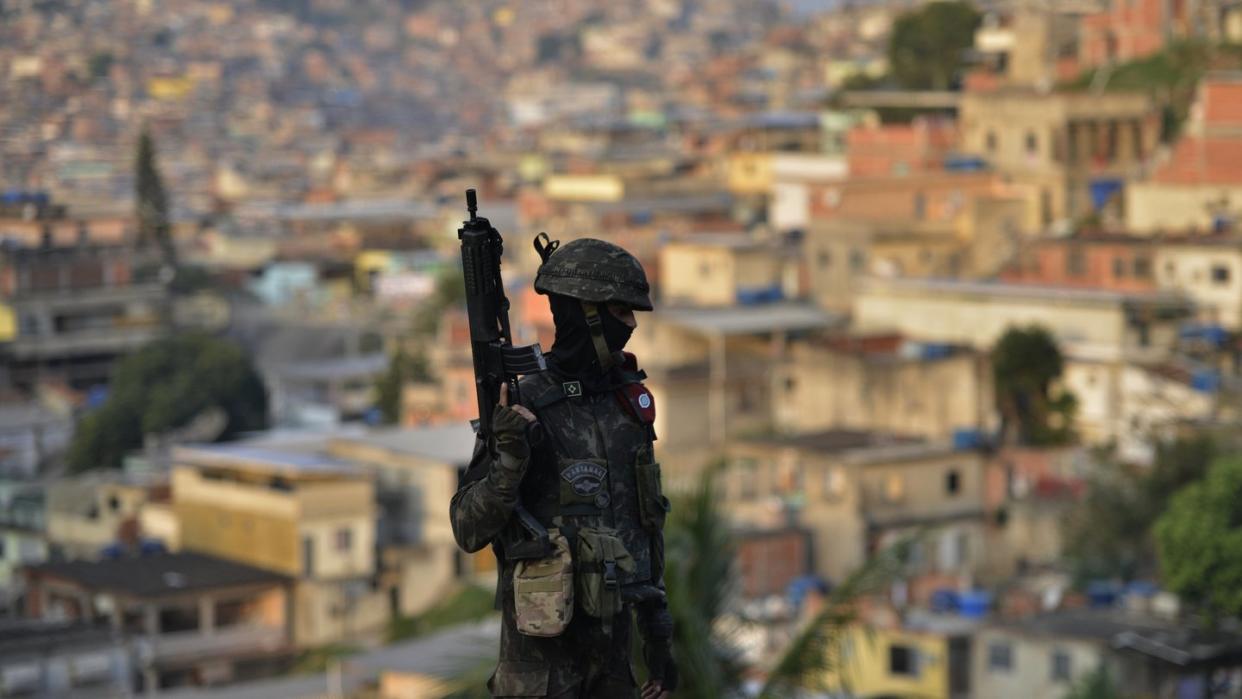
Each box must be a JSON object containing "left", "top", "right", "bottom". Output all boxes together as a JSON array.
[
  {"left": 491, "top": 383, "right": 537, "bottom": 491},
  {"left": 643, "top": 639, "right": 679, "bottom": 694}
]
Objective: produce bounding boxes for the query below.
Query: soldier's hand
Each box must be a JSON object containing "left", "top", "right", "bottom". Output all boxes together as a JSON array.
[
  {"left": 499, "top": 383, "right": 537, "bottom": 424},
  {"left": 641, "top": 680, "right": 670, "bottom": 699}
]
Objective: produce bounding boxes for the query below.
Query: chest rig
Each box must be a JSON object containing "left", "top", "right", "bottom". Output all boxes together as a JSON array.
[{"left": 509, "top": 362, "right": 661, "bottom": 591}]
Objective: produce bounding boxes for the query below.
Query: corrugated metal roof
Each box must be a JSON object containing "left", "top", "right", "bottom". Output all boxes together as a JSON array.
[{"left": 656, "top": 302, "right": 843, "bottom": 335}]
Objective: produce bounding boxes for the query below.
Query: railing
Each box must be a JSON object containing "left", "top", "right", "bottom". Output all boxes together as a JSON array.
[{"left": 147, "top": 624, "right": 287, "bottom": 664}]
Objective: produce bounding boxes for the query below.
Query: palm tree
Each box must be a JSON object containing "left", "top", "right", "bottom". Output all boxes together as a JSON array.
[{"left": 662, "top": 466, "right": 914, "bottom": 698}]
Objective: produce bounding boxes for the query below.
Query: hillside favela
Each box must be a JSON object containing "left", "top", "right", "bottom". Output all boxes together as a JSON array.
[{"left": 8, "top": 0, "right": 1242, "bottom": 697}]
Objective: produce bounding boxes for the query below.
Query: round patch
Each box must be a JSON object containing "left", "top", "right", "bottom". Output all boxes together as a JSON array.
[
  {"left": 638, "top": 393, "right": 652, "bottom": 409},
  {"left": 594, "top": 492, "right": 611, "bottom": 509}
]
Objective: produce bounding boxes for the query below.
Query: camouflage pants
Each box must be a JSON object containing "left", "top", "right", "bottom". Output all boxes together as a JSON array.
[{"left": 488, "top": 579, "right": 638, "bottom": 698}]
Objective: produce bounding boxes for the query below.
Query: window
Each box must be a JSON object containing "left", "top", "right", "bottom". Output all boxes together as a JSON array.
[
  {"left": 784, "top": 376, "right": 797, "bottom": 393},
  {"left": 700, "top": 262, "right": 711, "bottom": 278},
  {"left": 817, "top": 250, "right": 831, "bottom": 269},
  {"left": 849, "top": 250, "right": 866, "bottom": 272},
  {"left": 883, "top": 474, "right": 905, "bottom": 503},
  {"left": 824, "top": 467, "right": 845, "bottom": 498},
  {"left": 108, "top": 495, "right": 121, "bottom": 512},
  {"left": 913, "top": 192, "right": 926, "bottom": 220},
  {"left": 737, "top": 459, "right": 759, "bottom": 501},
  {"left": 302, "top": 536, "right": 315, "bottom": 577},
  {"left": 889, "top": 644, "right": 918, "bottom": 677},
  {"left": 335, "top": 528, "right": 353, "bottom": 552},
  {"left": 1113, "top": 257, "right": 1126, "bottom": 278},
  {"left": 988, "top": 641, "right": 1014, "bottom": 672},
  {"left": 1025, "top": 131, "right": 1038, "bottom": 155},
  {"left": 986, "top": 131, "right": 997, "bottom": 152},
  {"left": 1051, "top": 649, "right": 1072, "bottom": 681},
  {"left": 945, "top": 470, "right": 961, "bottom": 495},
  {"left": 1067, "top": 249, "right": 1086, "bottom": 277},
  {"left": 1133, "top": 256, "right": 1152, "bottom": 278},
  {"left": 1212, "top": 264, "right": 1231, "bottom": 285}
]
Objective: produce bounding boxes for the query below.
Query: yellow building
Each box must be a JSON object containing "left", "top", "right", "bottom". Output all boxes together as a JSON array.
[
  {"left": 828, "top": 624, "right": 960, "bottom": 699},
  {"left": 172, "top": 445, "right": 386, "bottom": 646},
  {"left": 659, "top": 234, "right": 797, "bottom": 308},
  {"left": 542, "top": 173, "right": 625, "bottom": 202}
]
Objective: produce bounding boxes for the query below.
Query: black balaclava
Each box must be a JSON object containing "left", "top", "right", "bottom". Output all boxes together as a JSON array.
[{"left": 547, "top": 294, "right": 633, "bottom": 387}]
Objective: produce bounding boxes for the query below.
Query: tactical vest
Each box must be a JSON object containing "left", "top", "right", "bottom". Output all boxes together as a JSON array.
[{"left": 506, "top": 366, "right": 665, "bottom": 591}]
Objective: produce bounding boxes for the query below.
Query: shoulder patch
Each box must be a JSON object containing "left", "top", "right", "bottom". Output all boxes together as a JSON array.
[{"left": 618, "top": 383, "right": 656, "bottom": 425}]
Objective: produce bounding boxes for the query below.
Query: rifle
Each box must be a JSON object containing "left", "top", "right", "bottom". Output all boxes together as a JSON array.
[{"left": 458, "top": 189, "right": 550, "bottom": 559}]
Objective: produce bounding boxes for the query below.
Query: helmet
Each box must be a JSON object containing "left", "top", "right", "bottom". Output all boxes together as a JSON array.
[{"left": 533, "top": 238, "right": 653, "bottom": 311}]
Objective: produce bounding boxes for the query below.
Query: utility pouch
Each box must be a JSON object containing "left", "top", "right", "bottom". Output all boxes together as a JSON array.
[
  {"left": 635, "top": 455, "right": 670, "bottom": 532},
  {"left": 513, "top": 529, "right": 573, "bottom": 638},
  {"left": 574, "top": 527, "right": 636, "bottom": 631}
]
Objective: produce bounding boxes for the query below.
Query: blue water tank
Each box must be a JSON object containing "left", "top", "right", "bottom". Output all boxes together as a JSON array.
[
  {"left": 953, "top": 428, "right": 985, "bottom": 450},
  {"left": 1191, "top": 370, "right": 1221, "bottom": 394},
  {"left": 1087, "top": 581, "right": 1120, "bottom": 607},
  {"left": 958, "top": 590, "right": 991, "bottom": 618},
  {"left": 139, "top": 539, "right": 167, "bottom": 556}
]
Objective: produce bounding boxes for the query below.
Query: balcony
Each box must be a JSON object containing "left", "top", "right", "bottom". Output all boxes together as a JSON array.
[{"left": 144, "top": 624, "right": 288, "bottom": 666}]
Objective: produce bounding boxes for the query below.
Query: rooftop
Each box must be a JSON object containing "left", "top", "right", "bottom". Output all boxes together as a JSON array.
[
  {"left": 864, "top": 277, "right": 1191, "bottom": 307},
  {"left": 993, "top": 610, "right": 1242, "bottom": 667},
  {"left": 28, "top": 552, "right": 289, "bottom": 599},
  {"left": 336, "top": 423, "right": 478, "bottom": 466},
  {"left": 173, "top": 444, "right": 360, "bottom": 478},
  {"left": 657, "top": 301, "right": 844, "bottom": 335},
  {"left": 739, "top": 429, "right": 923, "bottom": 454}
]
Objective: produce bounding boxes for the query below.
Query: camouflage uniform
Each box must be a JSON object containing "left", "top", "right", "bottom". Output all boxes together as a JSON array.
[{"left": 451, "top": 239, "right": 675, "bottom": 698}]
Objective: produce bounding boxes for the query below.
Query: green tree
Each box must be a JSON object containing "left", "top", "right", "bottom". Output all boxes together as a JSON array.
[
  {"left": 662, "top": 469, "right": 743, "bottom": 698},
  {"left": 135, "top": 127, "right": 177, "bottom": 266},
  {"left": 992, "top": 325, "right": 1077, "bottom": 446},
  {"left": 374, "top": 348, "right": 408, "bottom": 425},
  {"left": 1065, "top": 436, "right": 1216, "bottom": 581},
  {"left": 656, "top": 467, "right": 911, "bottom": 697},
  {"left": 68, "top": 334, "right": 268, "bottom": 472},
  {"left": 888, "top": 1, "right": 981, "bottom": 90},
  {"left": 1155, "top": 454, "right": 1242, "bottom": 618},
  {"left": 1062, "top": 666, "right": 1121, "bottom": 699},
  {"left": 413, "top": 267, "right": 467, "bottom": 336}
]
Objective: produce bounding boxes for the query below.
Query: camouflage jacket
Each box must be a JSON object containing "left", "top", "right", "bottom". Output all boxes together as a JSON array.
[{"left": 450, "top": 361, "right": 670, "bottom": 635}]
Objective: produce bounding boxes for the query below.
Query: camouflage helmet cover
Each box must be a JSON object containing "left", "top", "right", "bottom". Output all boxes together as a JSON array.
[{"left": 534, "top": 238, "right": 653, "bottom": 311}]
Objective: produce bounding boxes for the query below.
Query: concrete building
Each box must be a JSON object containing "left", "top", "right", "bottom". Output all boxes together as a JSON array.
[
  {"left": 826, "top": 616, "right": 977, "bottom": 699},
  {"left": 0, "top": 402, "right": 71, "bottom": 478},
  {"left": 721, "top": 431, "right": 988, "bottom": 589},
  {"left": 974, "top": 610, "right": 1242, "bottom": 699},
  {"left": 854, "top": 278, "right": 1193, "bottom": 364},
  {"left": 959, "top": 90, "right": 1160, "bottom": 222},
  {"left": 0, "top": 234, "right": 169, "bottom": 391},
  {"left": 45, "top": 470, "right": 168, "bottom": 560},
  {"left": 1003, "top": 232, "right": 1242, "bottom": 329},
  {"left": 1127, "top": 77, "right": 1242, "bottom": 234},
  {"left": 658, "top": 234, "right": 799, "bottom": 308},
  {"left": 325, "top": 423, "right": 480, "bottom": 614},
  {"left": 171, "top": 445, "right": 385, "bottom": 647},
  {"left": 24, "top": 552, "right": 293, "bottom": 692},
  {"left": 0, "top": 484, "right": 46, "bottom": 611},
  {"left": 772, "top": 333, "right": 994, "bottom": 440},
  {"left": 0, "top": 620, "right": 134, "bottom": 698}
]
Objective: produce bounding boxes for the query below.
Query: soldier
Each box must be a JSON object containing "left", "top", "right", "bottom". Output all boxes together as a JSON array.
[{"left": 451, "top": 238, "right": 677, "bottom": 699}]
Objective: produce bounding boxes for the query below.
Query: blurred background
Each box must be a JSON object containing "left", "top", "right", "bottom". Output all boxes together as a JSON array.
[{"left": 3, "top": 0, "right": 1242, "bottom": 697}]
